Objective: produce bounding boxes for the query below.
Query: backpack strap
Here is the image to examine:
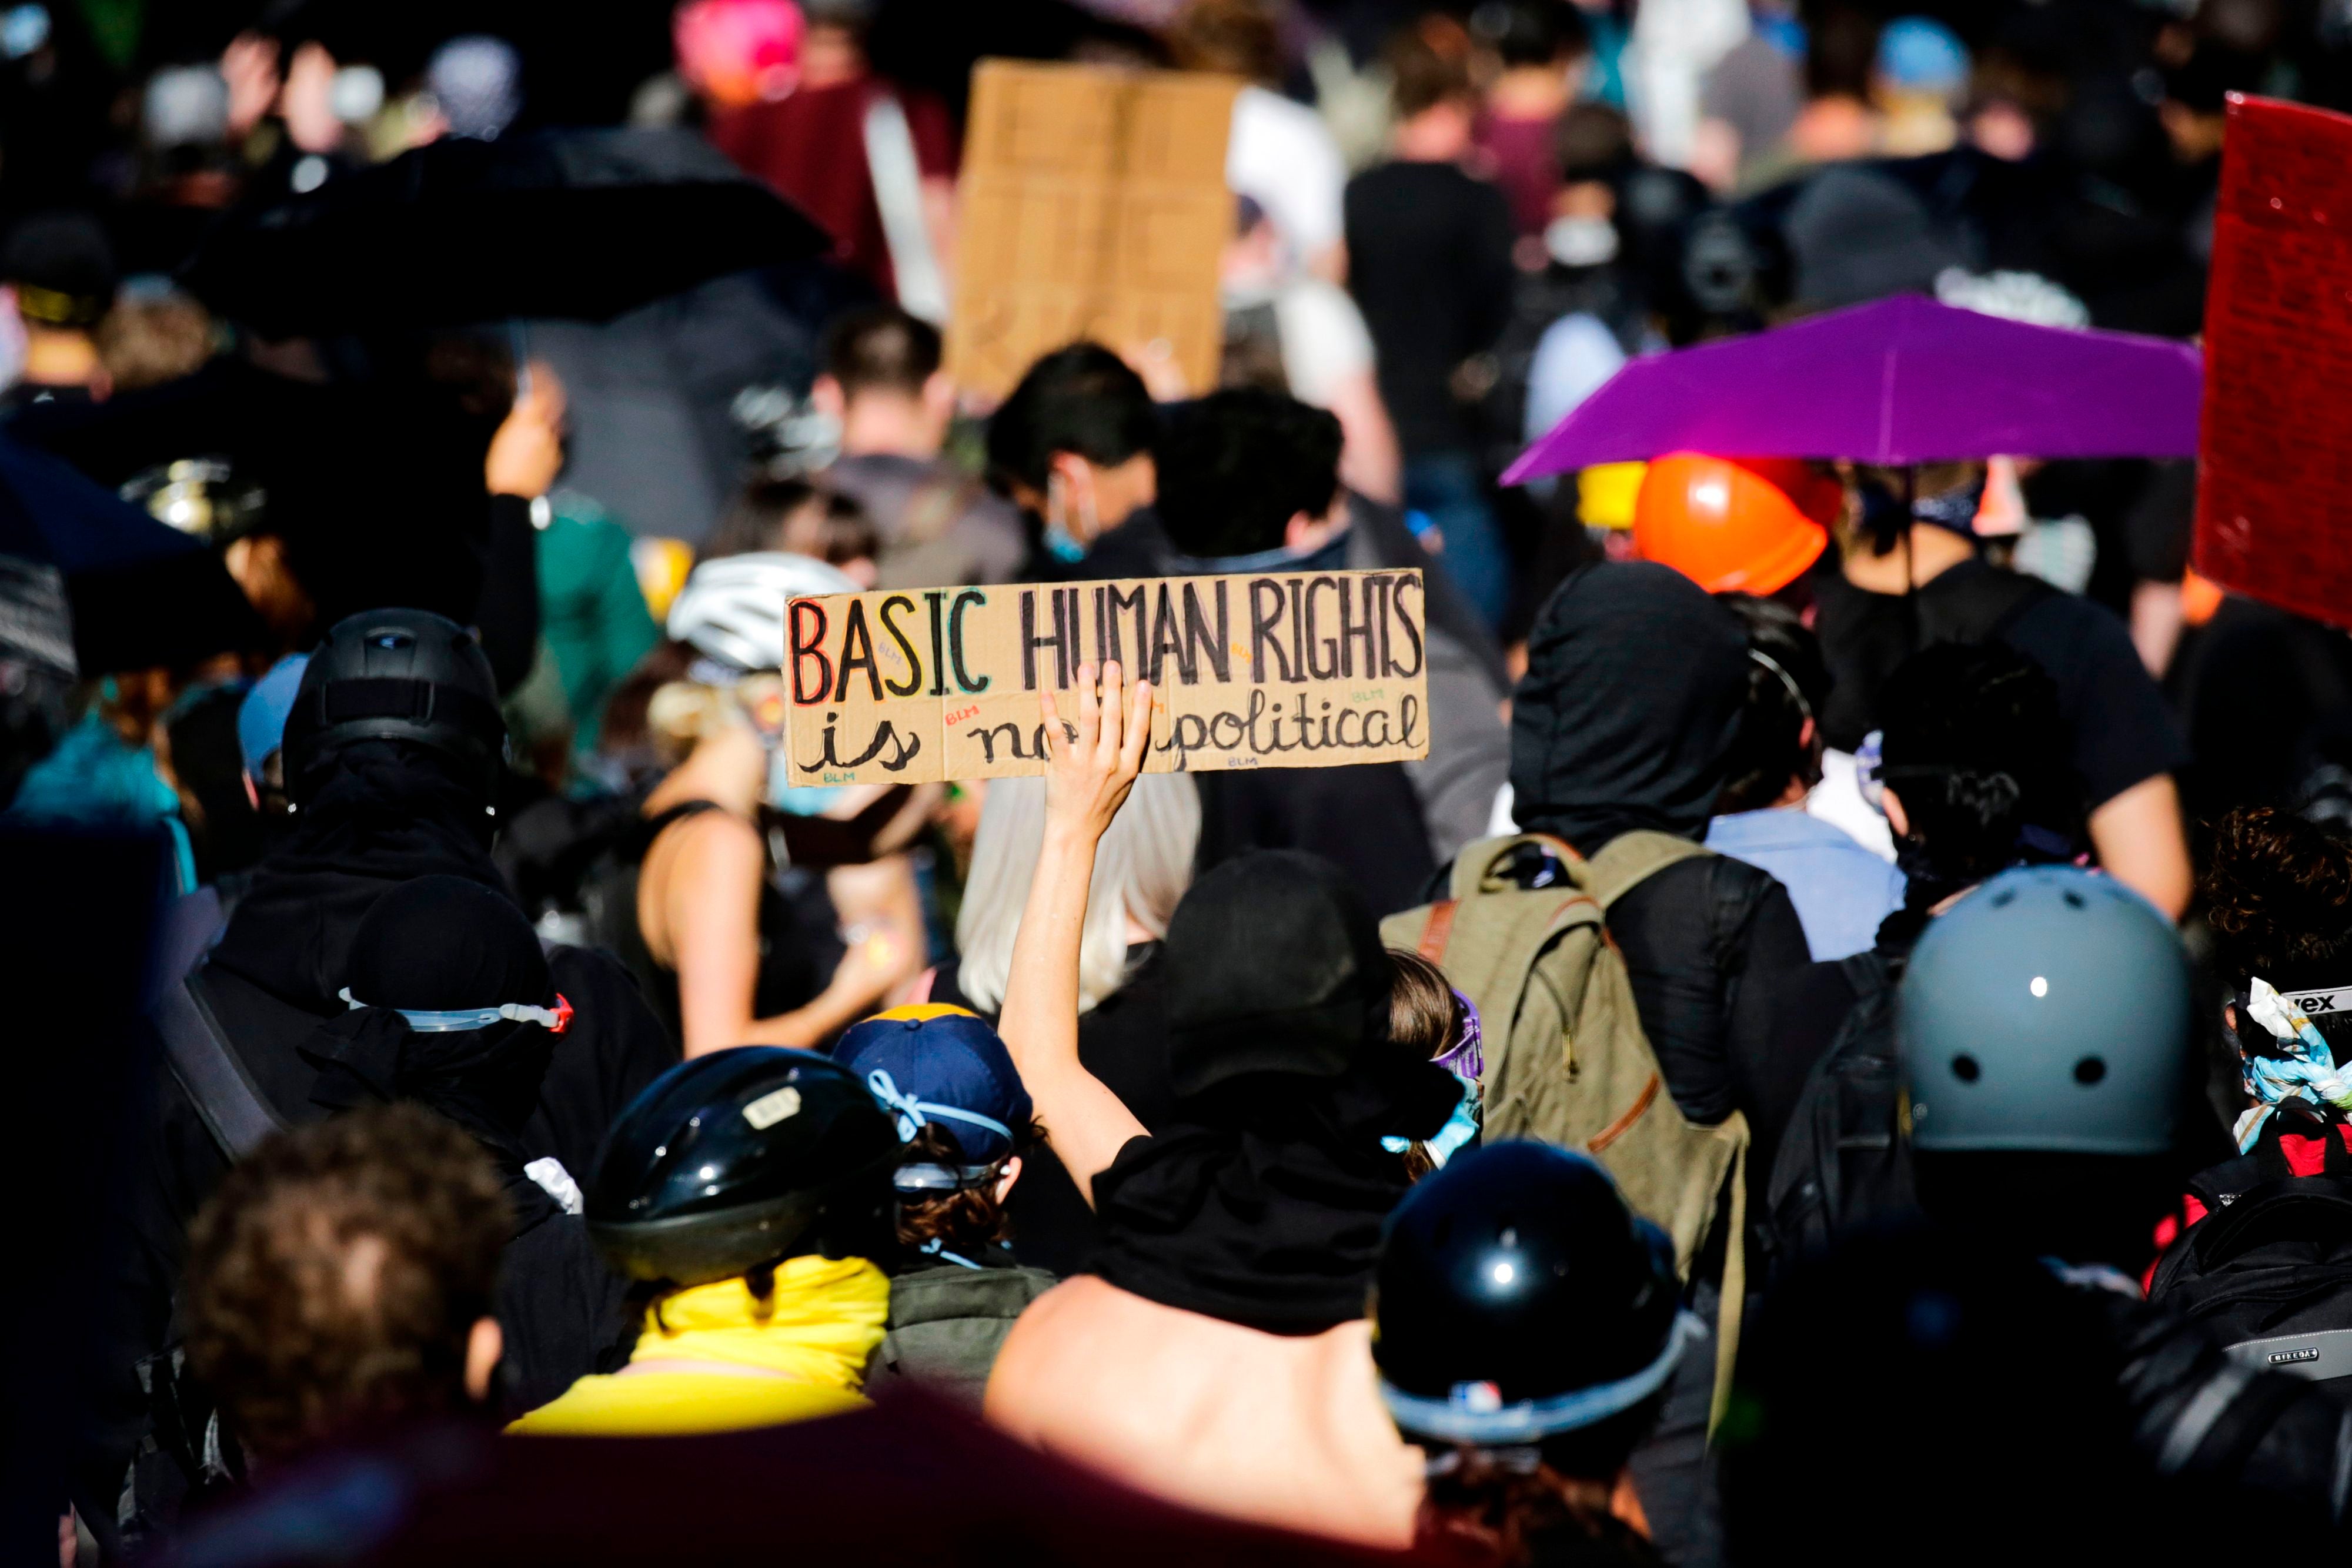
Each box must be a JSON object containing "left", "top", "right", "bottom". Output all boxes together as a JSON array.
[
  {"left": 1416, "top": 900, "right": 1460, "bottom": 962},
  {"left": 1585, "top": 830, "right": 1713, "bottom": 911},
  {"left": 1837, "top": 948, "right": 1890, "bottom": 997},
  {"left": 151, "top": 887, "right": 289, "bottom": 1162},
  {"left": 1710, "top": 1117, "right": 1749, "bottom": 1437},
  {"left": 1414, "top": 835, "right": 1609, "bottom": 1026}
]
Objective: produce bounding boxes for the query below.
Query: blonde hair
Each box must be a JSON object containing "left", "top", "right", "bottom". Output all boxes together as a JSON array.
[
  {"left": 643, "top": 680, "right": 737, "bottom": 768},
  {"left": 954, "top": 773, "right": 1201, "bottom": 1015},
  {"left": 643, "top": 671, "right": 786, "bottom": 769}
]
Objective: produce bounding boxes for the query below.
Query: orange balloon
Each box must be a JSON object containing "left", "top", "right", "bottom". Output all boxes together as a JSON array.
[{"left": 1632, "top": 453, "right": 1839, "bottom": 595}]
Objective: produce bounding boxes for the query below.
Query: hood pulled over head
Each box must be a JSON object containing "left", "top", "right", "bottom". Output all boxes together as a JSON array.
[{"left": 1511, "top": 561, "right": 1749, "bottom": 852}]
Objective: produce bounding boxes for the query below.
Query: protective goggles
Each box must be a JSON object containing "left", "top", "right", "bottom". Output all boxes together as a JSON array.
[{"left": 339, "top": 987, "right": 572, "bottom": 1035}]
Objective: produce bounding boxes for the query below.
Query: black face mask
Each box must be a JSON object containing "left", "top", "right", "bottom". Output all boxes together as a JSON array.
[
  {"left": 1894, "top": 831, "right": 1970, "bottom": 913},
  {"left": 1858, "top": 476, "right": 1987, "bottom": 553}
]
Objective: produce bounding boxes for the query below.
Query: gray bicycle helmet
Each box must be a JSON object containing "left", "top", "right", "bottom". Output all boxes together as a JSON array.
[{"left": 1900, "top": 865, "right": 2190, "bottom": 1156}]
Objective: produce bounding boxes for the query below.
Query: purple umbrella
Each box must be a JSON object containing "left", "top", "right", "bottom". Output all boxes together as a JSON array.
[{"left": 1502, "top": 293, "right": 2203, "bottom": 484}]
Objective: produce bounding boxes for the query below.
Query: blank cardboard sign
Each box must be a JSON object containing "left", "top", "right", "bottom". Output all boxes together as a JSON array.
[
  {"left": 946, "top": 60, "right": 1238, "bottom": 401},
  {"left": 780, "top": 570, "right": 1432, "bottom": 787}
]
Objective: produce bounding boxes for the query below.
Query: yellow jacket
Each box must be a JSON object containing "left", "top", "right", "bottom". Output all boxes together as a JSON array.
[{"left": 510, "top": 1255, "right": 890, "bottom": 1437}]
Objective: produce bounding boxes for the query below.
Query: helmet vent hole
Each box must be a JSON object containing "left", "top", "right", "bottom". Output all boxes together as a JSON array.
[
  {"left": 1950, "top": 1054, "right": 1981, "bottom": 1082},
  {"left": 1990, "top": 890, "right": 2015, "bottom": 908},
  {"left": 2073, "top": 1056, "right": 2106, "bottom": 1085},
  {"left": 2063, "top": 890, "right": 2085, "bottom": 909}
]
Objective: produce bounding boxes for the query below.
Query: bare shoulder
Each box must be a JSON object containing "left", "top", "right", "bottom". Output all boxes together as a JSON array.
[
  {"left": 657, "top": 804, "right": 761, "bottom": 864},
  {"left": 984, "top": 1277, "right": 1140, "bottom": 1425}
]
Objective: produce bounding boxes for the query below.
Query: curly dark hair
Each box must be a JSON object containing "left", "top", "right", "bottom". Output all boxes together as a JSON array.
[
  {"left": 895, "top": 1118, "right": 1044, "bottom": 1262},
  {"left": 2204, "top": 807, "right": 2352, "bottom": 986},
  {"left": 1419, "top": 1410, "right": 1660, "bottom": 1566},
  {"left": 185, "top": 1104, "right": 509, "bottom": 1462}
]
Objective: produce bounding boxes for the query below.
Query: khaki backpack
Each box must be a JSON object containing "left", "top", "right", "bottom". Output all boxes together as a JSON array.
[{"left": 1381, "top": 830, "right": 1750, "bottom": 1428}]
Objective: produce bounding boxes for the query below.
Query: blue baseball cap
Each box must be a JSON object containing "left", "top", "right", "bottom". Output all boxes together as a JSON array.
[
  {"left": 238, "top": 653, "right": 310, "bottom": 776},
  {"left": 836, "top": 1004, "right": 1034, "bottom": 1177}
]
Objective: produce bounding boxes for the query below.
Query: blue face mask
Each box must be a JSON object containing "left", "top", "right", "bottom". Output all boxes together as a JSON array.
[{"left": 1041, "top": 521, "right": 1088, "bottom": 564}]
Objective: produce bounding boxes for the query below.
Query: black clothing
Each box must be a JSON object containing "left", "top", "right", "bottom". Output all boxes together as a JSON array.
[
  {"left": 1087, "top": 1065, "right": 1458, "bottom": 1334},
  {"left": 1161, "top": 850, "right": 1396, "bottom": 1098},
  {"left": 1725, "top": 1223, "right": 2352, "bottom": 1559},
  {"left": 582, "top": 798, "right": 844, "bottom": 1047},
  {"left": 1148, "top": 524, "right": 1451, "bottom": 910},
  {"left": 294, "top": 1000, "right": 634, "bottom": 1420},
  {"left": 1192, "top": 764, "right": 1435, "bottom": 920},
  {"left": 1511, "top": 562, "right": 1750, "bottom": 852},
  {"left": 929, "top": 947, "right": 1177, "bottom": 1278},
  {"left": 346, "top": 871, "right": 552, "bottom": 1012},
  {"left": 99, "top": 746, "right": 676, "bottom": 1507},
  {"left": 2176, "top": 595, "right": 2352, "bottom": 827},
  {"left": 476, "top": 494, "right": 544, "bottom": 694},
  {"left": 497, "top": 1206, "right": 636, "bottom": 1418},
  {"left": 2122, "top": 459, "right": 2197, "bottom": 586},
  {"left": 1504, "top": 565, "right": 1812, "bottom": 1196},
  {"left": 1606, "top": 855, "right": 1813, "bottom": 1169},
  {"left": 163, "top": 684, "right": 266, "bottom": 884},
  {"left": 11, "top": 356, "right": 514, "bottom": 644},
  {"left": 872, "top": 1254, "right": 1057, "bottom": 1409},
  {"left": 1031, "top": 506, "right": 1174, "bottom": 583},
  {"left": 1812, "top": 556, "right": 2186, "bottom": 810},
  {"left": 1344, "top": 160, "right": 1517, "bottom": 454},
  {"left": 1754, "top": 907, "right": 1929, "bottom": 1189}
]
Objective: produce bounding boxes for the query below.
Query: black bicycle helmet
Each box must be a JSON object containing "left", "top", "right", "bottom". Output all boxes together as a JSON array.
[
  {"left": 585, "top": 1048, "right": 902, "bottom": 1288},
  {"left": 279, "top": 609, "right": 506, "bottom": 805},
  {"left": 1372, "top": 1141, "right": 1693, "bottom": 1447}
]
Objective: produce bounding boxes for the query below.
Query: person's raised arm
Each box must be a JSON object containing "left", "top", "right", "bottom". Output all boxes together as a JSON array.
[{"left": 998, "top": 660, "right": 1154, "bottom": 1203}]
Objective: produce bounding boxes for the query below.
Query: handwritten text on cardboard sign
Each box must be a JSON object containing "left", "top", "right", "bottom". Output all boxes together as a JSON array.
[{"left": 780, "top": 569, "right": 1431, "bottom": 785}]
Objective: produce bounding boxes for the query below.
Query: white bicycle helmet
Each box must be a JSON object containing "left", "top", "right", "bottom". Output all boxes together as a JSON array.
[{"left": 666, "top": 551, "right": 858, "bottom": 673}]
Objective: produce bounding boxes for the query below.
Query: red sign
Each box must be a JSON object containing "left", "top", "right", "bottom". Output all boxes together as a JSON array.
[{"left": 2196, "top": 95, "right": 2352, "bottom": 630}]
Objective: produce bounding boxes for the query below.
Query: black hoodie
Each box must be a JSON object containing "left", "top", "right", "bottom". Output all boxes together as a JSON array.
[
  {"left": 1508, "top": 564, "right": 1813, "bottom": 1144},
  {"left": 88, "top": 744, "right": 674, "bottom": 1514}
]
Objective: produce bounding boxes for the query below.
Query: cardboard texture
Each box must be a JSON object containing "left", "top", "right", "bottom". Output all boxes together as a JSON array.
[
  {"left": 2196, "top": 95, "right": 2352, "bottom": 630},
  {"left": 945, "top": 60, "right": 1238, "bottom": 400},
  {"left": 782, "top": 570, "right": 1431, "bottom": 786}
]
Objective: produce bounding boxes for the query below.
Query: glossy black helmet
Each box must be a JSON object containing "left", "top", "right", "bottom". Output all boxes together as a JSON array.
[
  {"left": 1372, "top": 1141, "right": 1693, "bottom": 1447},
  {"left": 280, "top": 609, "right": 506, "bottom": 806},
  {"left": 585, "top": 1048, "right": 901, "bottom": 1288}
]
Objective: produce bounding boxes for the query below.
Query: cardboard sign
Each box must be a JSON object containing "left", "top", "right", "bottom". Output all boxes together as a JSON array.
[
  {"left": 780, "top": 571, "right": 1431, "bottom": 785},
  {"left": 945, "top": 60, "right": 1238, "bottom": 401},
  {"left": 2195, "top": 95, "right": 2352, "bottom": 628}
]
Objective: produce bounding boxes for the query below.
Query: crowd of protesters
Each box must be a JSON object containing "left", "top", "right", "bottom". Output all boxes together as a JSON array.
[{"left": 13, "top": 0, "right": 2352, "bottom": 1564}]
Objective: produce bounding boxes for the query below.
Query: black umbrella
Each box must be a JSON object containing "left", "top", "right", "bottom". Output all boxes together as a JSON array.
[
  {"left": 0, "top": 437, "right": 265, "bottom": 673},
  {"left": 179, "top": 126, "right": 834, "bottom": 337}
]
